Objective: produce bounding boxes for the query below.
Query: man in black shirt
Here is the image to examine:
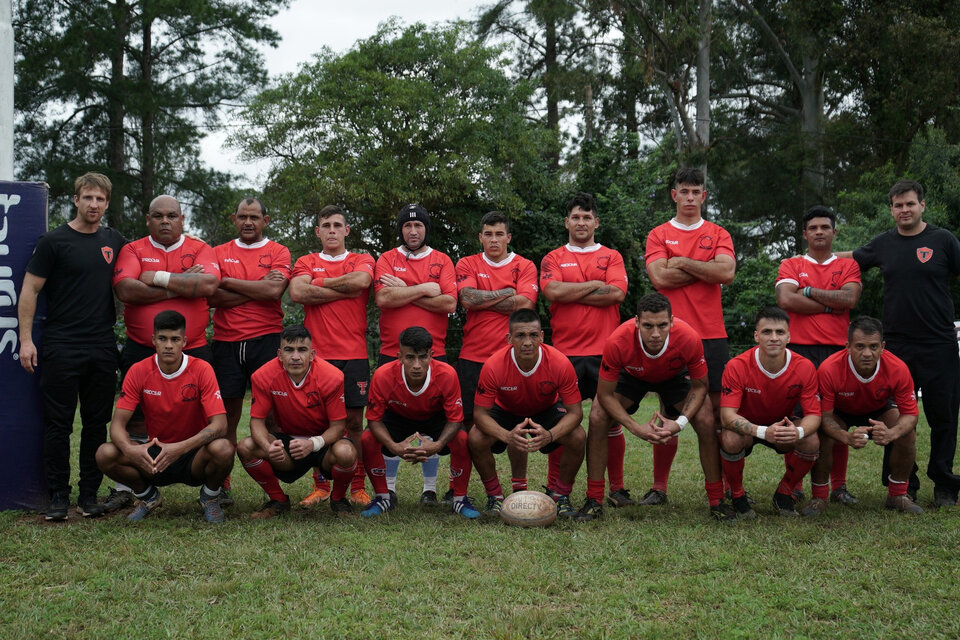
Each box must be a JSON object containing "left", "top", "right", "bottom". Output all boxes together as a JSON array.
[
  {"left": 17, "top": 173, "right": 127, "bottom": 520},
  {"left": 850, "top": 179, "right": 960, "bottom": 507}
]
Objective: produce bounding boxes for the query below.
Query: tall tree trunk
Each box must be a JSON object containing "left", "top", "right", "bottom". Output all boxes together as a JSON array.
[
  {"left": 584, "top": 83, "right": 594, "bottom": 141},
  {"left": 694, "top": 0, "right": 711, "bottom": 166},
  {"left": 107, "top": 0, "right": 129, "bottom": 232},
  {"left": 141, "top": 16, "right": 154, "bottom": 214},
  {"left": 544, "top": 11, "right": 560, "bottom": 169}
]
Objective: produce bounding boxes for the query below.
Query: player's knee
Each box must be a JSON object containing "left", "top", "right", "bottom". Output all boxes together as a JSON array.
[
  {"left": 95, "top": 442, "right": 119, "bottom": 469},
  {"left": 798, "top": 431, "right": 819, "bottom": 453},
  {"left": 236, "top": 436, "right": 257, "bottom": 460},
  {"left": 332, "top": 439, "right": 357, "bottom": 466},
  {"left": 207, "top": 437, "right": 236, "bottom": 463},
  {"left": 562, "top": 425, "right": 586, "bottom": 449}
]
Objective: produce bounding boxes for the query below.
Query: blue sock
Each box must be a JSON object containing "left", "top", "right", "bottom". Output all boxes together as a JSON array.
[
  {"left": 421, "top": 454, "right": 439, "bottom": 493},
  {"left": 384, "top": 455, "right": 400, "bottom": 492}
]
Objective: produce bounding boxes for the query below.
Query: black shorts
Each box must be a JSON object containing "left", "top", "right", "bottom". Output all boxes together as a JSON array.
[
  {"left": 789, "top": 344, "right": 844, "bottom": 369},
  {"left": 486, "top": 402, "right": 567, "bottom": 455},
  {"left": 614, "top": 372, "right": 689, "bottom": 419},
  {"left": 326, "top": 359, "right": 370, "bottom": 408},
  {"left": 270, "top": 432, "right": 332, "bottom": 484},
  {"left": 212, "top": 333, "right": 281, "bottom": 399},
  {"left": 121, "top": 341, "right": 213, "bottom": 427},
  {"left": 702, "top": 338, "right": 730, "bottom": 393},
  {"left": 380, "top": 410, "right": 451, "bottom": 456},
  {"left": 455, "top": 358, "right": 484, "bottom": 422},
  {"left": 147, "top": 445, "right": 202, "bottom": 487},
  {"left": 832, "top": 404, "right": 897, "bottom": 430},
  {"left": 377, "top": 353, "right": 447, "bottom": 367},
  {"left": 744, "top": 417, "right": 802, "bottom": 456},
  {"left": 569, "top": 355, "right": 602, "bottom": 400}
]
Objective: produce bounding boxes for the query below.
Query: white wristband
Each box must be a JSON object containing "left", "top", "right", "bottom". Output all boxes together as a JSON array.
[
  {"left": 153, "top": 270, "right": 171, "bottom": 288},
  {"left": 796, "top": 427, "right": 805, "bottom": 440},
  {"left": 310, "top": 435, "right": 326, "bottom": 452},
  {"left": 755, "top": 425, "right": 768, "bottom": 441},
  {"left": 675, "top": 415, "right": 689, "bottom": 431}
]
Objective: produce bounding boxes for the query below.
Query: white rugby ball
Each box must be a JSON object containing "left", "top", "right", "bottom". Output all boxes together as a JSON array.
[{"left": 500, "top": 490, "right": 558, "bottom": 527}]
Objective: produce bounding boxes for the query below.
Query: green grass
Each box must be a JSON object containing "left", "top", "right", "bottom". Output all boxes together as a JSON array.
[{"left": 3, "top": 397, "right": 960, "bottom": 639}]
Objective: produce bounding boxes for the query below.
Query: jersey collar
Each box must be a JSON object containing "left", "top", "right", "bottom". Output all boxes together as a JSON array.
[
  {"left": 638, "top": 327, "right": 670, "bottom": 359},
  {"left": 318, "top": 250, "right": 349, "bottom": 262},
  {"left": 154, "top": 354, "right": 189, "bottom": 379},
  {"left": 398, "top": 246, "right": 434, "bottom": 260},
  {"left": 754, "top": 347, "right": 791, "bottom": 379},
  {"left": 148, "top": 235, "right": 185, "bottom": 252},
  {"left": 402, "top": 362, "right": 432, "bottom": 396},
  {"left": 287, "top": 364, "right": 312, "bottom": 389},
  {"left": 481, "top": 252, "right": 516, "bottom": 267},
  {"left": 802, "top": 253, "right": 838, "bottom": 265},
  {"left": 510, "top": 345, "right": 543, "bottom": 377},
  {"left": 234, "top": 237, "right": 270, "bottom": 249},
  {"left": 564, "top": 243, "right": 602, "bottom": 254},
  {"left": 847, "top": 354, "right": 880, "bottom": 383},
  {"left": 669, "top": 218, "right": 705, "bottom": 231}
]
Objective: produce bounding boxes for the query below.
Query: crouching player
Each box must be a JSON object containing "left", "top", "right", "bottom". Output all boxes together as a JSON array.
[
  {"left": 575, "top": 293, "right": 732, "bottom": 522},
  {"left": 96, "top": 310, "right": 233, "bottom": 523},
  {"left": 360, "top": 327, "right": 479, "bottom": 519},
  {"left": 238, "top": 325, "right": 358, "bottom": 518},
  {"left": 469, "top": 309, "right": 585, "bottom": 517},
  {"left": 803, "top": 316, "right": 922, "bottom": 515},
  {"left": 719, "top": 307, "right": 821, "bottom": 518}
]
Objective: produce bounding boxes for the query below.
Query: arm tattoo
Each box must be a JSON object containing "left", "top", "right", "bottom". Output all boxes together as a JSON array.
[
  {"left": 462, "top": 288, "right": 510, "bottom": 306},
  {"left": 196, "top": 426, "right": 217, "bottom": 445},
  {"left": 729, "top": 418, "right": 754, "bottom": 436},
  {"left": 810, "top": 288, "right": 854, "bottom": 306},
  {"left": 491, "top": 296, "right": 517, "bottom": 312}
]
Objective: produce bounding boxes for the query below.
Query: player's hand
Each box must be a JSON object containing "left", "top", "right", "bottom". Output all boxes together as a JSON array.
[
  {"left": 152, "top": 440, "right": 185, "bottom": 474},
  {"left": 868, "top": 418, "right": 896, "bottom": 446},
  {"left": 18, "top": 339, "right": 38, "bottom": 374},
  {"left": 769, "top": 417, "right": 800, "bottom": 444},
  {"left": 665, "top": 257, "right": 688, "bottom": 270},
  {"left": 378, "top": 274, "right": 406, "bottom": 288},
  {"left": 624, "top": 413, "right": 671, "bottom": 445},
  {"left": 262, "top": 269, "right": 286, "bottom": 281},
  {"left": 183, "top": 264, "right": 204, "bottom": 274},
  {"left": 396, "top": 433, "right": 425, "bottom": 463},
  {"left": 654, "top": 410, "right": 682, "bottom": 437},
  {"left": 267, "top": 439, "right": 287, "bottom": 465},
  {"left": 409, "top": 433, "right": 442, "bottom": 458},
  {"left": 419, "top": 282, "right": 442, "bottom": 297},
  {"left": 508, "top": 418, "right": 533, "bottom": 451},
  {"left": 520, "top": 420, "right": 552, "bottom": 452},
  {"left": 287, "top": 437, "right": 313, "bottom": 460},
  {"left": 129, "top": 438, "right": 159, "bottom": 476},
  {"left": 848, "top": 426, "right": 871, "bottom": 449}
]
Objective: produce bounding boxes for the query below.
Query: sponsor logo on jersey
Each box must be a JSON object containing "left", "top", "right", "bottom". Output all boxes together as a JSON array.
[
  {"left": 665, "top": 239, "right": 679, "bottom": 245},
  {"left": 745, "top": 387, "right": 761, "bottom": 394},
  {"left": 838, "top": 391, "right": 854, "bottom": 397},
  {"left": 917, "top": 247, "right": 933, "bottom": 263},
  {"left": 388, "top": 399, "right": 407, "bottom": 406},
  {"left": 271, "top": 390, "right": 288, "bottom": 396},
  {"left": 393, "top": 266, "right": 407, "bottom": 272},
  {"left": 500, "top": 386, "right": 518, "bottom": 391},
  {"left": 560, "top": 263, "right": 578, "bottom": 268},
  {"left": 477, "top": 273, "right": 491, "bottom": 279},
  {"left": 142, "top": 257, "right": 161, "bottom": 263},
  {"left": 224, "top": 258, "right": 240, "bottom": 264},
  {"left": 144, "top": 389, "right": 162, "bottom": 396},
  {"left": 101, "top": 247, "right": 114, "bottom": 263}
]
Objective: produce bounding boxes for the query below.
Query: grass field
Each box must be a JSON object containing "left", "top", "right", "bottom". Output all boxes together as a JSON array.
[{"left": 3, "top": 397, "right": 960, "bottom": 639}]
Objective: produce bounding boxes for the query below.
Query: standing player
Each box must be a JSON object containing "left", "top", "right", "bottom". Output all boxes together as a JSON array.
[
  {"left": 289, "top": 205, "right": 374, "bottom": 507},
  {"left": 574, "top": 293, "right": 734, "bottom": 522},
  {"left": 803, "top": 316, "right": 923, "bottom": 515},
  {"left": 847, "top": 180, "right": 960, "bottom": 507},
  {"left": 237, "top": 325, "right": 358, "bottom": 518},
  {"left": 17, "top": 172, "right": 126, "bottom": 519},
  {"left": 374, "top": 204, "right": 457, "bottom": 504},
  {"left": 644, "top": 167, "right": 735, "bottom": 506},
  {"left": 719, "top": 307, "right": 821, "bottom": 518},
  {"left": 209, "top": 197, "right": 291, "bottom": 503},
  {"left": 776, "top": 205, "right": 861, "bottom": 505},
  {"left": 468, "top": 309, "right": 585, "bottom": 517},
  {"left": 95, "top": 311, "right": 233, "bottom": 523},
  {"left": 359, "top": 327, "right": 479, "bottom": 519},
  {"left": 452, "top": 211, "right": 538, "bottom": 502},
  {"left": 540, "top": 193, "right": 629, "bottom": 506}
]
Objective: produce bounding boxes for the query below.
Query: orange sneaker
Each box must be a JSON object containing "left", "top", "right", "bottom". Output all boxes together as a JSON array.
[
  {"left": 299, "top": 483, "right": 331, "bottom": 507},
  {"left": 350, "top": 488, "right": 372, "bottom": 507}
]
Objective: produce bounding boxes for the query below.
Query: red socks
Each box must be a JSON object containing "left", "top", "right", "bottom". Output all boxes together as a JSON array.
[
  {"left": 586, "top": 479, "right": 605, "bottom": 502},
  {"left": 721, "top": 455, "right": 746, "bottom": 499},
  {"left": 546, "top": 446, "right": 563, "bottom": 493},
  {"left": 705, "top": 480, "right": 724, "bottom": 507},
  {"left": 361, "top": 430, "right": 389, "bottom": 495},
  {"left": 243, "top": 458, "right": 287, "bottom": 502},
  {"left": 331, "top": 462, "right": 357, "bottom": 501},
  {"left": 652, "top": 436, "right": 679, "bottom": 492},
  {"left": 607, "top": 427, "right": 626, "bottom": 492},
  {"left": 831, "top": 440, "right": 849, "bottom": 490},
  {"left": 777, "top": 450, "right": 818, "bottom": 496}
]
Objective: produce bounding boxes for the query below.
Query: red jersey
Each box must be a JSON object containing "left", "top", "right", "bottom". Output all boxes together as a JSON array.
[
  {"left": 456, "top": 252, "right": 539, "bottom": 362},
  {"left": 817, "top": 349, "right": 918, "bottom": 417},
  {"left": 374, "top": 247, "right": 456, "bottom": 356},
  {"left": 475, "top": 344, "right": 581, "bottom": 415},
  {"left": 116, "top": 354, "right": 225, "bottom": 443},
  {"left": 292, "top": 251, "right": 375, "bottom": 360},
  {"left": 365, "top": 359, "right": 464, "bottom": 423},
  {"left": 539, "top": 244, "right": 628, "bottom": 356},
  {"left": 113, "top": 235, "right": 220, "bottom": 349},
  {"left": 212, "top": 238, "right": 291, "bottom": 342},
  {"left": 600, "top": 317, "right": 707, "bottom": 383},
  {"left": 249, "top": 357, "right": 347, "bottom": 437},
  {"left": 776, "top": 255, "right": 861, "bottom": 346},
  {"left": 645, "top": 218, "right": 735, "bottom": 339},
  {"left": 720, "top": 347, "right": 820, "bottom": 425}
]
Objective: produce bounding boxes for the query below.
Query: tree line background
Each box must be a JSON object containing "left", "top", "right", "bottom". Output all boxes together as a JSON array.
[{"left": 13, "top": 0, "right": 960, "bottom": 351}]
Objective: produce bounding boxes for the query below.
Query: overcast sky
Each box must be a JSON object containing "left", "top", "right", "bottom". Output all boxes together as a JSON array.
[{"left": 202, "top": 0, "right": 490, "bottom": 184}]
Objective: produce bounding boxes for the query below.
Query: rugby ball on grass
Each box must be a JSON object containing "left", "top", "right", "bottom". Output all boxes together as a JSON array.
[{"left": 500, "top": 490, "right": 558, "bottom": 527}]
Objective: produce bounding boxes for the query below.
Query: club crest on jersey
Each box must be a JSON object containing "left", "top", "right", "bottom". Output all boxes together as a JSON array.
[
  {"left": 429, "top": 263, "right": 443, "bottom": 279},
  {"left": 306, "top": 390, "right": 321, "bottom": 408},
  {"left": 538, "top": 380, "right": 557, "bottom": 396},
  {"left": 258, "top": 254, "right": 272, "bottom": 269},
  {"left": 101, "top": 246, "right": 114, "bottom": 263},
  {"left": 786, "top": 383, "right": 803, "bottom": 399},
  {"left": 181, "top": 253, "right": 197, "bottom": 269},
  {"left": 597, "top": 256, "right": 610, "bottom": 270},
  {"left": 180, "top": 384, "right": 199, "bottom": 402},
  {"left": 917, "top": 247, "right": 933, "bottom": 263},
  {"left": 698, "top": 235, "right": 714, "bottom": 250}
]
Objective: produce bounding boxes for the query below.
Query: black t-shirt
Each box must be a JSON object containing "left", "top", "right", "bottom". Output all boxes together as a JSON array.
[
  {"left": 854, "top": 223, "right": 960, "bottom": 345},
  {"left": 26, "top": 222, "right": 128, "bottom": 346}
]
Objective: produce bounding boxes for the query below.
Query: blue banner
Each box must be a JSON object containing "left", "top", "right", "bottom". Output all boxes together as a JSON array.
[{"left": 0, "top": 182, "right": 48, "bottom": 511}]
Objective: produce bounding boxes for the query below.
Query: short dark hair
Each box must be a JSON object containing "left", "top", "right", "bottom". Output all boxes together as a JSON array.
[
  {"left": 802, "top": 205, "right": 836, "bottom": 229},
  {"left": 565, "top": 192, "right": 597, "bottom": 216},
  {"left": 317, "top": 204, "right": 346, "bottom": 225},
  {"left": 281, "top": 325, "right": 312, "bottom": 344},
  {"left": 153, "top": 310, "right": 186, "bottom": 333},
  {"left": 399, "top": 326, "right": 433, "bottom": 352},
  {"left": 636, "top": 292, "right": 672, "bottom": 317},
  {"left": 673, "top": 167, "right": 705, "bottom": 188},
  {"left": 756, "top": 306, "right": 790, "bottom": 327},
  {"left": 238, "top": 197, "right": 266, "bottom": 216},
  {"left": 480, "top": 210, "right": 509, "bottom": 231},
  {"left": 848, "top": 316, "right": 884, "bottom": 342},
  {"left": 889, "top": 179, "right": 924, "bottom": 204},
  {"left": 508, "top": 308, "right": 541, "bottom": 330}
]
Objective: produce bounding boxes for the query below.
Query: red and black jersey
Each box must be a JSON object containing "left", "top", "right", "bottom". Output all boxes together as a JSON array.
[
  {"left": 776, "top": 255, "right": 861, "bottom": 346},
  {"left": 113, "top": 235, "right": 220, "bottom": 349},
  {"left": 818, "top": 349, "right": 918, "bottom": 416},
  {"left": 475, "top": 344, "right": 581, "bottom": 415},
  {"left": 600, "top": 317, "right": 707, "bottom": 383},
  {"left": 292, "top": 251, "right": 375, "bottom": 360},
  {"left": 250, "top": 357, "right": 347, "bottom": 437},
  {"left": 456, "top": 252, "right": 539, "bottom": 362},
  {"left": 374, "top": 247, "right": 456, "bottom": 356},
  {"left": 645, "top": 219, "right": 735, "bottom": 339},
  {"left": 720, "top": 347, "right": 820, "bottom": 425},
  {"left": 539, "top": 244, "right": 628, "bottom": 356},
  {"left": 365, "top": 360, "right": 464, "bottom": 423},
  {"left": 116, "top": 354, "right": 225, "bottom": 443},
  {"left": 212, "top": 238, "right": 291, "bottom": 342}
]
